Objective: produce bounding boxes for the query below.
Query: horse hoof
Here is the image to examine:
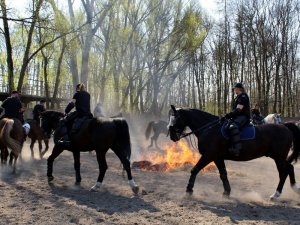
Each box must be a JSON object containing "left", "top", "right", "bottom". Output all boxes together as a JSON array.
[
  {"left": 270, "top": 191, "right": 281, "bottom": 201},
  {"left": 222, "top": 192, "right": 230, "bottom": 198},
  {"left": 132, "top": 186, "right": 139, "bottom": 195},
  {"left": 75, "top": 181, "right": 81, "bottom": 186},
  {"left": 186, "top": 188, "right": 193, "bottom": 195},
  {"left": 292, "top": 183, "right": 300, "bottom": 194},
  {"left": 48, "top": 176, "right": 54, "bottom": 182},
  {"left": 90, "top": 186, "right": 100, "bottom": 192},
  {"left": 90, "top": 182, "right": 101, "bottom": 192}
]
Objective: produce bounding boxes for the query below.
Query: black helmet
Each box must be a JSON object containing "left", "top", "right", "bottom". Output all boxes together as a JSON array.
[{"left": 233, "top": 82, "right": 244, "bottom": 89}]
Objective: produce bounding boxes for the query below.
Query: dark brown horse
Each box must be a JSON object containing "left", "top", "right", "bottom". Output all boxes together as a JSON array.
[
  {"left": 0, "top": 118, "right": 24, "bottom": 171},
  {"left": 27, "top": 119, "right": 49, "bottom": 158},
  {"left": 145, "top": 120, "right": 168, "bottom": 149},
  {"left": 41, "top": 111, "right": 139, "bottom": 194},
  {"left": 168, "top": 105, "right": 300, "bottom": 200}
]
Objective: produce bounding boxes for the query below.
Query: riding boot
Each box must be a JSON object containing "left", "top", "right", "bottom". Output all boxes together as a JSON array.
[{"left": 228, "top": 124, "right": 241, "bottom": 156}]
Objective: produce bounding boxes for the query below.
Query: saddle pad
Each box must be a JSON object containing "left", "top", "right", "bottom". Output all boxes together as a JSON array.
[{"left": 221, "top": 123, "right": 256, "bottom": 140}]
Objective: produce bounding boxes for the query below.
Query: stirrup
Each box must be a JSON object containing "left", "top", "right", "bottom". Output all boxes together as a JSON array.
[{"left": 58, "top": 138, "right": 71, "bottom": 147}]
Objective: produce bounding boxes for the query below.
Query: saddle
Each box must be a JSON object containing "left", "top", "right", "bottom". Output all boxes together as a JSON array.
[
  {"left": 71, "top": 115, "right": 92, "bottom": 135},
  {"left": 221, "top": 122, "right": 256, "bottom": 140}
]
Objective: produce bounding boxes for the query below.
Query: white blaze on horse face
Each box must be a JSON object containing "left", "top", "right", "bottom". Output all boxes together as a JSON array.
[{"left": 167, "top": 116, "right": 175, "bottom": 129}]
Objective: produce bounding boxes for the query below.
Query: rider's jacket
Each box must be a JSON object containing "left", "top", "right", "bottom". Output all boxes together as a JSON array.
[
  {"left": 1, "top": 96, "right": 23, "bottom": 120},
  {"left": 73, "top": 91, "right": 91, "bottom": 116}
]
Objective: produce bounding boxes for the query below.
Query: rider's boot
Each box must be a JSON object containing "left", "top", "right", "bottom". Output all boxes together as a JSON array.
[{"left": 228, "top": 124, "right": 241, "bottom": 157}]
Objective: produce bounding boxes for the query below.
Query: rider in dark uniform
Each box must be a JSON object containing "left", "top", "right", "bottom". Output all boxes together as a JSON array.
[
  {"left": 59, "top": 83, "right": 92, "bottom": 147},
  {"left": 251, "top": 104, "right": 264, "bottom": 125},
  {"left": 33, "top": 99, "right": 46, "bottom": 124},
  {"left": 222, "top": 83, "right": 251, "bottom": 156},
  {"left": 1, "top": 90, "right": 25, "bottom": 122}
]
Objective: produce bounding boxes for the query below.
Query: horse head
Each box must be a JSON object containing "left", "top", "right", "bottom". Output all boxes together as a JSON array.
[
  {"left": 167, "top": 105, "right": 187, "bottom": 142},
  {"left": 41, "top": 110, "right": 65, "bottom": 137}
]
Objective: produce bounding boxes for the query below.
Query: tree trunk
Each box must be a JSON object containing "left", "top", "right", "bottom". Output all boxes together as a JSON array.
[
  {"left": 1, "top": 0, "right": 14, "bottom": 92},
  {"left": 51, "top": 39, "right": 66, "bottom": 108},
  {"left": 17, "top": 0, "right": 44, "bottom": 92}
]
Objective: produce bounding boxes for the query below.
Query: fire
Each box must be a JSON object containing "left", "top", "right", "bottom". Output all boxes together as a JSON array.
[{"left": 133, "top": 140, "right": 216, "bottom": 172}]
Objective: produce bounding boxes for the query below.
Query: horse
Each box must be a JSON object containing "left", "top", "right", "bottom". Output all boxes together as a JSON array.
[
  {"left": 264, "top": 113, "right": 282, "bottom": 124},
  {"left": 0, "top": 118, "right": 24, "bottom": 171},
  {"left": 41, "top": 111, "right": 139, "bottom": 194},
  {"left": 27, "top": 119, "right": 49, "bottom": 158},
  {"left": 167, "top": 105, "right": 300, "bottom": 200},
  {"left": 145, "top": 120, "right": 169, "bottom": 149}
]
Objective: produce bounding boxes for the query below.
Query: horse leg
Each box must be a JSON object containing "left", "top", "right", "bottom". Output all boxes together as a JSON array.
[
  {"left": 41, "top": 138, "right": 49, "bottom": 157},
  {"left": 115, "top": 150, "right": 139, "bottom": 194},
  {"left": 73, "top": 151, "right": 81, "bottom": 184},
  {"left": 154, "top": 135, "right": 161, "bottom": 150},
  {"left": 270, "top": 159, "right": 289, "bottom": 200},
  {"left": 30, "top": 138, "right": 36, "bottom": 158},
  {"left": 214, "top": 159, "right": 231, "bottom": 196},
  {"left": 38, "top": 139, "right": 43, "bottom": 158},
  {"left": 1, "top": 147, "right": 8, "bottom": 165},
  {"left": 148, "top": 136, "right": 154, "bottom": 148},
  {"left": 187, "top": 155, "right": 212, "bottom": 194},
  {"left": 9, "top": 152, "right": 18, "bottom": 173},
  {"left": 286, "top": 163, "right": 300, "bottom": 194},
  {"left": 90, "top": 150, "right": 108, "bottom": 192},
  {"left": 47, "top": 145, "right": 64, "bottom": 182}
]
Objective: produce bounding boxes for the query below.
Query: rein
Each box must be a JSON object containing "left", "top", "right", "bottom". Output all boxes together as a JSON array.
[{"left": 179, "top": 119, "right": 220, "bottom": 139}]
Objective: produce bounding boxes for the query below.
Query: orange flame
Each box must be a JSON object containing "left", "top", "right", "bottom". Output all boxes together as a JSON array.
[{"left": 140, "top": 140, "right": 216, "bottom": 172}]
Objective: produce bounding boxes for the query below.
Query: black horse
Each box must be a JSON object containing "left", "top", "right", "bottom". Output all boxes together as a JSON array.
[
  {"left": 145, "top": 120, "right": 168, "bottom": 149},
  {"left": 27, "top": 119, "right": 49, "bottom": 158},
  {"left": 41, "top": 111, "right": 139, "bottom": 194},
  {"left": 168, "top": 105, "right": 300, "bottom": 200}
]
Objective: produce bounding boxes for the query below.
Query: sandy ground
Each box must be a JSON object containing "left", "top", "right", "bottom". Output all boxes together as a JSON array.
[{"left": 1, "top": 134, "right": 300, "bottom": 225}]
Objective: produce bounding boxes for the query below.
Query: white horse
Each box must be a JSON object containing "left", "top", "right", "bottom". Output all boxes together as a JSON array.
[{"left": 264, "top": 113, "right": 282, "bottom": 124}]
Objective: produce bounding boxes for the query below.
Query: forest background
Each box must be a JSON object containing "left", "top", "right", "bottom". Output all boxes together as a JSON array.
[{"left": 0, "top": 0, "right": 299, "bottom": 118}]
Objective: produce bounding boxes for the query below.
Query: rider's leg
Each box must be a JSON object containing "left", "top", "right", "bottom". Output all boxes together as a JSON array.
[
  {"left": 228, "top": 116, "right": 248, "bottom": 156},
  {"left": 58, "top": 112, "right": 78, "bottom": 147},
  {"left": 228, "top": 122, "right": 241, "bottom": 156}
]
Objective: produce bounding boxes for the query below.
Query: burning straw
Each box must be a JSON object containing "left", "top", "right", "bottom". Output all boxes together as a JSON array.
[{"left": 132, "top": 140, "right": 216, "bottom": 172}]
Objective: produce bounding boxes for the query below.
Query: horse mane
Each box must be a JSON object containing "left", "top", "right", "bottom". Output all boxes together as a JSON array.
[{"left": 179, "top": 108, "right": 219, "bottom": 127}]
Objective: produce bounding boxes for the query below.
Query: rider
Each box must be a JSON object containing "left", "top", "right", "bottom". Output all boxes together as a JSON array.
[
  {"left": 59, "top": 83, "right": 92, "bottom": 147},
  {"left": 222, "top": 82, "right": 251, "bottom": 156},
  {"left": 33, "top": 99, "right": 46, "bottom": 125},
  {"left": 0, "top": 90, "right": 30, "bottom": 137},
  {"left": 251, "top": 103, "right": 264, "bottom": 124},
  {"left": 1, "top": 90, "right": 25, "bottom": 122}
]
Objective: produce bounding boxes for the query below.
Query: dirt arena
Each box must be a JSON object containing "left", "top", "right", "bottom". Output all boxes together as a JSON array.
[{"left": 1, "top": 134, "right": 300, "bottom": 225}]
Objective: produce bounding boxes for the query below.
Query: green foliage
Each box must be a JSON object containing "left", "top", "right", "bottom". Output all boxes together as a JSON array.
[{"left": 172, "top": 7, "right": 208, "bottom": 55}]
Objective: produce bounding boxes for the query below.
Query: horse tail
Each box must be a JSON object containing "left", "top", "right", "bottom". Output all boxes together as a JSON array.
[
  {"left": 145, "top": 121, "right": 154, "bottom": 140},
  {"left": 284, "top": 122, "right": 300, "bottom": 163},
  {"left": 114, "top": 119, "right": 131, "bottom": 160},
  {"left": 0, "top": 119, "right": 22, "bottom": 156}
]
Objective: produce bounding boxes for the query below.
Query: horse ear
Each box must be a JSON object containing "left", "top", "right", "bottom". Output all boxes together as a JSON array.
[{"left": 170, "top": 105, "right": 176, "bottom": 113}]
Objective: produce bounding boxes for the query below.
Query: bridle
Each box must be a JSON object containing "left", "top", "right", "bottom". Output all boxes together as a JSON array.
[{"left": 169, "top": 113, "right": 220, "bottom": 140}]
